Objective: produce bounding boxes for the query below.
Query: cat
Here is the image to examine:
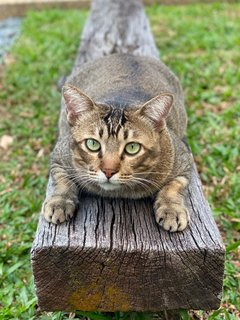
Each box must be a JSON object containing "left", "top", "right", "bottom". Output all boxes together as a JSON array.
[{"left": 42, "top": 54, "right": 192, "bottom": 232}]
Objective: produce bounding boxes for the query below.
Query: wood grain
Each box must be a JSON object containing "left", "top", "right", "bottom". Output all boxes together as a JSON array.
[
  {"left": 73, "top": 0, "right": 159, "bottom": 69},
  {"left": 31, "top": 0, "right": 225, "bottom": 312},
  {"left": 32, "top": 166, "right": 225, "bottom": 311}
]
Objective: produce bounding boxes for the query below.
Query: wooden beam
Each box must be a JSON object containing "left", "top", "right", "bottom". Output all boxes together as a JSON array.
[
  {"left": 31, "top": 0, "right": 225, "bottom": 312},
  {"left": 32, "top": 166, "right": 225, "bottom": 311}
]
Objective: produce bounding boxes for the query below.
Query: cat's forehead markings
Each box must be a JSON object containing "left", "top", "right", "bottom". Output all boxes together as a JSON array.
[
  {"left": 127, "top": 129, "right": 134, "bottom": 140},
  {"left": 98, "top": 125, "right": 108, "bottom": 140},
  {"left": 132, "top": 129, "right": 143, "bottom": 139},
  {"left": 123, "top": 130, "right": 128, "bottom": 140},
  {"left": 118, "top": 128, "right": 133, "bottom": 142},
  {"left": 94, "top": 127, "right": 102, "bottom": 137},
  {"left": 119, "top": 128, "right": 133, "bottom": 141},
  {"left": 103, "top": 107, "right": 127, "bottom": 138},
  {"left": 99, "top": 128, "right": 103, "bottom": 138}
]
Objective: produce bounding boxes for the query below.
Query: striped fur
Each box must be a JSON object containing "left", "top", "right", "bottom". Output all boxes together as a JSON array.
[{"left": 42, "top": 54, "right": 193, "bottom": 232}]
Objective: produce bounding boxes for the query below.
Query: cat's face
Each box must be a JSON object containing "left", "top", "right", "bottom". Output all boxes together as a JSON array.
[{"left": 63, "top": 85, "right": 174, "bottom": 198}]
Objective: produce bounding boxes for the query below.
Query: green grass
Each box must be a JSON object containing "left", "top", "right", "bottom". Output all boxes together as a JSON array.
[{"left": 0, "top": 3, "right": 239, "bottom": 319}]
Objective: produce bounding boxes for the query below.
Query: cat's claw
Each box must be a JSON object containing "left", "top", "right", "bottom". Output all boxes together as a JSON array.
[
  {"left": 42, "top": 195, "right": 77, "bottom": 224},
  {"left": 155, "top": 204, "right": 189, "bottom": 232}
]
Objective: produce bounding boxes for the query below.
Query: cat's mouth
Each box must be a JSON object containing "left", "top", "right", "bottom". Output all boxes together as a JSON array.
[
  {"left": 99, "top": 181, "right": 121, "bottom": 191},
  {"left": 94, "top": 170, "right": 123, "bottom": 191}
]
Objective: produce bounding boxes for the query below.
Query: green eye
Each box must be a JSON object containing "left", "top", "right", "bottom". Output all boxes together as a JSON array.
[
  {"left": 125, "top": 142, "right": 141, "bottom": 155},
  {"left": 85, "top": 139, "right": 101, "bottom": 152}
]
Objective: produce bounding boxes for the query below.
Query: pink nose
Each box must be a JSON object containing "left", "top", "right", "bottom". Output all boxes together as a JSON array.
[{"left": 102, "top": 168, "right": 117, "bottom": 179}]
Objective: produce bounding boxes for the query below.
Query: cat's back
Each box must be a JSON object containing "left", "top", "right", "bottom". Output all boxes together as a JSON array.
[
  {"left": 67, "top": 54, "right": 187, "bottom": 136},
  {"left": 68, "top": 54, "right": 182, "bottom": 104}
]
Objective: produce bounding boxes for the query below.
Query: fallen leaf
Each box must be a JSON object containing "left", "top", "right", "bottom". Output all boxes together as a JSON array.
[
  {"left": 0, "top": 135, "right": 14, "bottom": 150},
  {"left": 37, "top": 148, "right": 44, "bottom": 158}
]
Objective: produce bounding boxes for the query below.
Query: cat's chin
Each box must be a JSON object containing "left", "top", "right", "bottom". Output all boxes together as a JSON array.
[{"left": 99, "top": 182, "right": 121, "bottom": 191}]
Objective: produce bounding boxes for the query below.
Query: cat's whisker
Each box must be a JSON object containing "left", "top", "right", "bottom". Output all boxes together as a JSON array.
[
  {"left": 54, "top": 165, "right": 89, "bottom": 174},
  {"left": 123, "top": 180, "right": 135, "bottom": 193},
  {"left": 53, "top": 174, "right": 79, "bottom": 185},
  {"left": 68, "top": 176, "right": 93, "bottom": 192},
  {"left": 79, "top": 179, "right": 95, "bottom": 193},
  {"left": 134, "top": 171, "right": 168, "bottom": 176},
  {"left": 134, "top": 180, "right": 153, "bottom": 193},
  {"left": 89, "top": 173, "right": 97, "bottom": 177},
  {"left": 56, "top": 172, "right": 89, "bottom": 180},
  {"left": 128, "top": 180, "right": 152, "bottom": 196},
  {"left": 59, "top": 177, "right": 80, "bottom": 191},
  {"left": 89, "top": 170, "right": 97, "bottom": 173},
  {"left": 55, "top": 173, "right": 92, "bottom": 188},
  {"left": 61, "top": 168, "right": 83, "bottom": 172},
  {"left": 119, "top": 177, "right": 131, "bottom": 182},
  {"left": 132, "top": 177, "right": 164, "bottom": 191},
  {"left": 134, "top": 171, "right": 180, "bottom": 184}
]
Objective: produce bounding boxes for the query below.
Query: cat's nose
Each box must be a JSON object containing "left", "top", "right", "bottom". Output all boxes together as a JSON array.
[{"left": 101, "top": 168, "right": 117, "bottom": 179}]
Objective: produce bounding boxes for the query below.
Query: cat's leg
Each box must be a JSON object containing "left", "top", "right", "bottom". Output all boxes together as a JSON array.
[
  {"left": 154, "top": 176, "right": 190, "bottom": 232},
  {"left": 42, "top": 166, "right": 78, "bottom": 224}
]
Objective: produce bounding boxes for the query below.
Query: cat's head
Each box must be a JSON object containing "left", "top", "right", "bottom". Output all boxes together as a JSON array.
[{"left": 62, "top": 85, "right": 174, "bottom": 198}]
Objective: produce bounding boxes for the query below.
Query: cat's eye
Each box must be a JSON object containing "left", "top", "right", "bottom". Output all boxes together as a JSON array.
[
  {"left": 125, "top": 142, "right": 141, "bottom": 155},
  {"left": 85, "top": 139, "right": 101, "bottom": 152}
]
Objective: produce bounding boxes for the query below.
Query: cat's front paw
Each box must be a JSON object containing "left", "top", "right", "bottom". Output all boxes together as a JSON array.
[
  {"left": 42, "top": 195, "right": 77, "bottom": 224},
  {"left": 155, "top": 203, "right": 189, "bottom": 232}
]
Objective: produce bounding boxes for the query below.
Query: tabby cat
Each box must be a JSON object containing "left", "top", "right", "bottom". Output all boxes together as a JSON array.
[{"left": 42, "top": 54, "right": 192, "bottom": 232}]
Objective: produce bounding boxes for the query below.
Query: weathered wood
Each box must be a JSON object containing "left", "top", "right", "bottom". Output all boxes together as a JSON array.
[
  {"left": 73, "top": 0, "right": 159, "bottom": 69},
  {"left": 31, "top": 0, "right": 225, "bottom": 312},
  {"left": 32, "top": 166, "right": 225, "bottom": 311}
]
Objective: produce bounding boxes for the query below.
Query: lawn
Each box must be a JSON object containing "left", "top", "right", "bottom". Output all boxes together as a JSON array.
[{"left": 0, "top": 3, "right": 239, "bottom": 319}]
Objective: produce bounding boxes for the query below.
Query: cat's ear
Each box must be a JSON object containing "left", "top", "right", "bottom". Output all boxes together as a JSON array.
[
  {"left": 140, "top": 93, "right": 173, "bottom": 128},
  {"left": 62, "top": 85, "right": 95, "bottom": 125}
]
